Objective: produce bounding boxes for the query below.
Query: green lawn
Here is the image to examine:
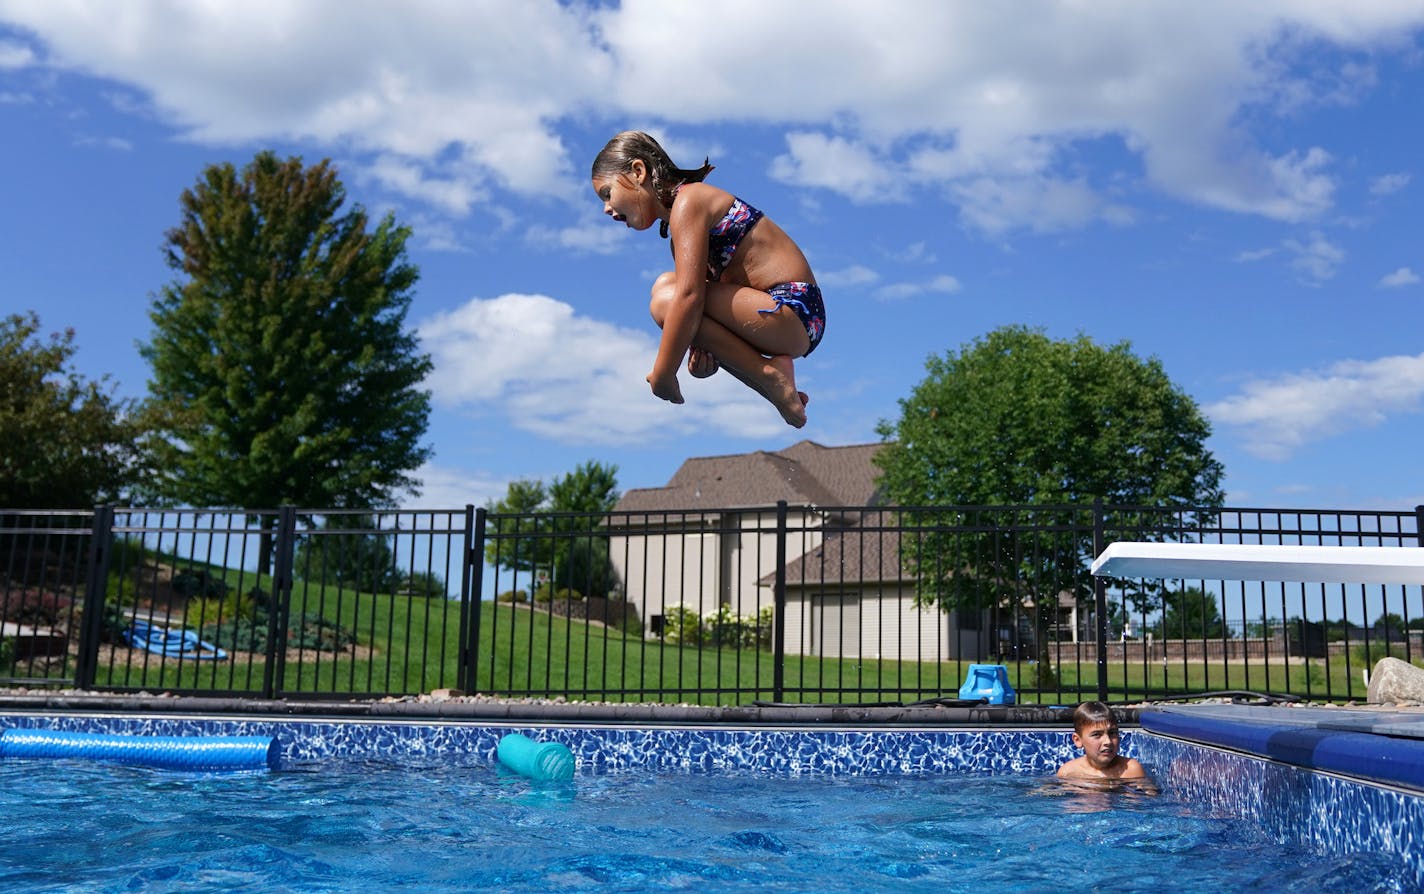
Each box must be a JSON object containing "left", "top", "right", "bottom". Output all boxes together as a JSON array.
[{"left": 89, "top": 580, "right": 1404, "bottom": 705}]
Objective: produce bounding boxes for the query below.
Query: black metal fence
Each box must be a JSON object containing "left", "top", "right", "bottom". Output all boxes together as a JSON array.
[{"left": 2, "top": 503, "right": 1421, "bottom": 705}]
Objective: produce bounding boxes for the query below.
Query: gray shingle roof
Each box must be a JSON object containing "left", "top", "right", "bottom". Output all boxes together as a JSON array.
[
  {"left": 772, "top": 519, "right": 912, "bottom": 587},
  {"left": 614, "top": 440, "right": 885, "bottom": 512}
]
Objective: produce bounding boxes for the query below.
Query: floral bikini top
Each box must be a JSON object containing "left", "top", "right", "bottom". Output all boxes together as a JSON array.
[{"left": 672, "top": 184, "right": 764, "bottom": 281}]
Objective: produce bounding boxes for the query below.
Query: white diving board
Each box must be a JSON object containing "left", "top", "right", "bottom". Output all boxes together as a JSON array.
[{"left": 1091, "top": 542, "right": 1424, "bottom": 585}]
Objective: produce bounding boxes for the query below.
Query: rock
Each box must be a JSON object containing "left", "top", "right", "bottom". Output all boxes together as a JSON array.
[{"left": 1367, "top": 657, "right": 1424, "bottom": 705}]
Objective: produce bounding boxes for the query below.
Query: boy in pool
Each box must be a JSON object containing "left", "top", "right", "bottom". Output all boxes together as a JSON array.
[
  {"left": 1057, "top": 700, "right": 1151, "bottom": 783},
  {"left": 591, "top": 131, "right": 825, "bottom": 428}
]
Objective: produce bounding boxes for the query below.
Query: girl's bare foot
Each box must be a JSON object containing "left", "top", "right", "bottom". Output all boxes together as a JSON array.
[
  {"left": 687, "top": 347, "right": 720, "bottom": 379},
  {"left": 765, "top": 355, "right": 808, "bottom": 428}
]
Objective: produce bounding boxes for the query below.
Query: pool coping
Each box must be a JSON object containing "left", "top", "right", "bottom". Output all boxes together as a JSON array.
[
  {"left": 0, "top": 690, "right": 1090, "bottom": 727},
  {"left": 1139, "top": 703, "right": 1424, "bottom": 794}
]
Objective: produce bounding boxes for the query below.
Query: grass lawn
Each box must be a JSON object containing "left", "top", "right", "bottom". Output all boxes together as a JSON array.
[{"left": 90, "top": 580, "right": 1404, "bottom": 705}]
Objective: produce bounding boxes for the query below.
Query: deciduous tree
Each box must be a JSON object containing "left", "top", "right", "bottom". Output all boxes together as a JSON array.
[
  {"left": 484, "top": 461, "right": 621, "bottom": 598},
  {"left": 875, "top": 325, "right": 1225, "bottom": 663},
  {"left": 141, "top": 153, "right": 433, "bottom": 567},
  {"left": 1, "top": 312, "right": 145, "bottom": 509}
]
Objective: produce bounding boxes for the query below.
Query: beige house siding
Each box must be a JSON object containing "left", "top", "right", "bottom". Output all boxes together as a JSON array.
[{"left": 608, "top": 439, "right": 991, "bottom": 661}]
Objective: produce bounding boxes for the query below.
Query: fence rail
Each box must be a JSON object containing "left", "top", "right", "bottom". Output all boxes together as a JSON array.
[{"left": 2, "top": 503, "right": 1421, "bottom": 706}]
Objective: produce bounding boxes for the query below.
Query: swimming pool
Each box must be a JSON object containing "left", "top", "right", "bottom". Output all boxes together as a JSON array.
[{"left": 1, "top": 705, "right": 1421, "bottom": 892}]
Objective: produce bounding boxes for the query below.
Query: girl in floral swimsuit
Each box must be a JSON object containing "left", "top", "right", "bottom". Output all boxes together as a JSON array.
[{"left": 591, "top": 131, "right": 825, "bottom": 428}]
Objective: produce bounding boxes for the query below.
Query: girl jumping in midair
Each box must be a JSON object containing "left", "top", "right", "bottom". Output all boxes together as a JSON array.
[{"left": 591, "top": 131, "right": 825, "bottom": 428}]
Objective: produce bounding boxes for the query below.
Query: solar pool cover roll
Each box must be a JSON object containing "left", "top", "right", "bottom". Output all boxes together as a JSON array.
[{"left": 0, "top": 728, "right": 279, "bottom": 772}]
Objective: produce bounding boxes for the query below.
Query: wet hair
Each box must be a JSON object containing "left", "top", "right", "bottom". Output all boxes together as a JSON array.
[
  {"left": 591, "top": 131, "right": 714, "bottom": 237},
  {"left": 1072, "top": 701, "right": 1117, "bottom": 734}
]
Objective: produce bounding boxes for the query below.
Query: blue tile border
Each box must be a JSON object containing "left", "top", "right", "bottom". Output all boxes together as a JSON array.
[
  {"left": 0, "top": 711, "right": 1087, "bottom": 775},
  {"left": 1138, "top": 733, "right": 1424, "bottom": 889}
]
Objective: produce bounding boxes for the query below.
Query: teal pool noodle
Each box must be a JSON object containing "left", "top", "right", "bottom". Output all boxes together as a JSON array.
[
  {"left": 496, "top": 733, "right": 575, "bottom": 781},
  {"left": 0, "top": 728, "right": 279, "bottom": 773}
]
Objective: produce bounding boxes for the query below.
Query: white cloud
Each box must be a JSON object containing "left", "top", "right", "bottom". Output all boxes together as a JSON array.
[
  {"left": 0, "top": 0, "right": 610, "bottom": 196},
  {"left": 1235, "top": 247, "right": 1277, "bottom": 263},
  {"left": 769, "top": 132, "right": 904, "bottom": 203},
  {"left": 401, "top": 462, "right": 510, "bottom": 510},
  {"left": 1379, "top": 266, "right": 1421, "bottom": 288},
  {"left": 873, "top": 274, "right": 962, "bottom": 302},
  {"left": 817, "top": 264, "right": 880, "bottom": 288},
  {"left": 417, "top": 293, "right": 794, "bottom": 445},
  {"left": 74, "top": 135, "right": 132, "bottom": 151},
  {"left": 1207, "top": 353, "right": 1424, "bottom": 459},
  {"left": 1281, "top": 230, "right": 1345, "bottom": 285},
  {"left": 0, "top": 36, "right": 34, "bottom": 68},
  {"left": 1236, "top": 232, "right": 1345, "bottom": 283},
  {"left": 356, "top": 155, "right": 486, "bottom": 217},
  {"left": 4, "top": 0, "right": 1423, "bottom": 231},
  {"left": 952, "top": 175, "right": 1132, "bottom": 234},
  {"left": 527, "top": 218, "right": 628, "bottom": 255},
  {"left": 893, "top": 242, "right": 937, "bottom": 264},
  {"left": 1369, "top": 172, "right": 1411, "bottom": 196}
]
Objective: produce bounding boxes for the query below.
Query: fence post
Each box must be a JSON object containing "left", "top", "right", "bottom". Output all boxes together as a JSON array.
[
  {"left": 458, "top": 505, "right": 485, "bottom": 693},
  {"left": 1416, "top": 505, "right": 1424, "bottom": 548},
  {"left": 1093, "top": 500, "right": 1109, "bottom": 702},
  {"left": 772, "top": 500, "right": 788, "bottom": 703},
  {"left": 74, "top": 505, "right": 114, "bottom": 689},
  {"left": 263, "top": 506, "right": 298, "bottom": 699}
]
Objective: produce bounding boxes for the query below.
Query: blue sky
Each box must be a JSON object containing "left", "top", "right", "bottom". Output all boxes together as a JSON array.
[{"left": 2, "top": 1, "right": 1422, "bottom": 513}]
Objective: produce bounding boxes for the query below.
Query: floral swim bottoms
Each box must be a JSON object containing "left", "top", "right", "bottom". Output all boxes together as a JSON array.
[{"left": 759, "top": 281, "right": 826, "bottom": 356}]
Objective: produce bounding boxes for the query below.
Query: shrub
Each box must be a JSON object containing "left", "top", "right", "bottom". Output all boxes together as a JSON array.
[
  {"left": 97, "top": 602, "right": 131, "bottom": 644},
  {"left": 289, "top": 613, "right": 357, "bottom": 652},
  {"left": 198, "top": 604, "right": 356, "bottom": 654},
  {"left": 661, "top": 604, "right": 705, "bottom": 646},
  {"left": 170, "top": 568, "right": 231, "bottom": 600},
  {"left": 753, "top": 605, "right": 775, "bottom": 650},
  {"left": 661, "top": 603, "right": 776, "bottom": 650},
  {"left": 533, "top": 583, "right": 582, "bottom": 604},
  {"left": 1352, "top": 641, "right": 1409, "bottom": 669},
  {"left": 1031, "top": 659, "right": 1061, "bottom": 690},
  {"left": 5, "top": 589, "right": 74, "bottom": 626},
  {"left": 186, "top": 590, "right": 258, "bottom": 628},
  {"left": 200, "top": 615, "right": 267, "bottom": 652},
  {"left": 496, "top": 589, "right": 528, "bottom": 604}
]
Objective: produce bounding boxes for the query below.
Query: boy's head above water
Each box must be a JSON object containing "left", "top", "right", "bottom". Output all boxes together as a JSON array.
[
  {"left": 1071, "top": 701, "right": 1124, "bottom": 771},
  {"left": 1057, "top": 700, "right": 1151, "bottom": 783}
]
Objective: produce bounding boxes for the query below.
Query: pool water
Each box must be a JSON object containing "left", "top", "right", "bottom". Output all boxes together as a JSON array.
[{"left": 0, "top": 759, "right": 1408, "bottom": 893}]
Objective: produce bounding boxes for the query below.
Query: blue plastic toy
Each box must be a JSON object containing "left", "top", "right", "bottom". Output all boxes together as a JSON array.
[
  {"left": 958, "top": 663, "right": 1016, "bottom": 705},
  {"left": 0, "top": 728, "right": 277, "bottom": 772},
  {"left": 496, "top": 733, "right": 575, "bottom": 781},
  {"left": 123, "top": 619, "right": 228, "bottom": 661}
]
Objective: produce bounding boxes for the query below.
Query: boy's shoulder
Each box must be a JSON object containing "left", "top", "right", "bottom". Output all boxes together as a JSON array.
[{"left": 1056, "top": 755, "right": 1089, "bottom": 777}]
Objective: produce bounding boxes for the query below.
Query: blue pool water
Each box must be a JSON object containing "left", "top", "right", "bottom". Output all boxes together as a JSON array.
[{"left": 0, "top": 757, "right": 1410, "bottom": 893}]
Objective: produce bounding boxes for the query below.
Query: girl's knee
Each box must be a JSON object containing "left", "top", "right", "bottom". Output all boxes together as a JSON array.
[{"left": 648, "top": 271, "right": 677, "bottom": 323}]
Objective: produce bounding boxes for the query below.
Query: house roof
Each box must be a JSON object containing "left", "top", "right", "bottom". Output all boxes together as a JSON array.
[
  {"left": 614, "top": 440, "right": 885, "bottom": 513},
  {"left": 771, "top": 521, "right": 913, "bottom": 587}
]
